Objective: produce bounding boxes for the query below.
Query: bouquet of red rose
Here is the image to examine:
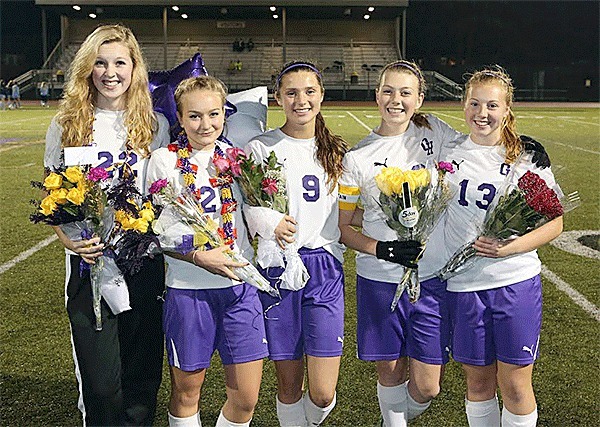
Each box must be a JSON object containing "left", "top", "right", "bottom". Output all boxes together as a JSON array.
[
  {"left": 217, "top": 148, "right": 309, "bottom": 291},
  {"left": 437, "top": 170, "right": 580, "bottom": 280}
]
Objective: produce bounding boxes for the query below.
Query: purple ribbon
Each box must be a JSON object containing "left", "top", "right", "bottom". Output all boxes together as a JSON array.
[
  {"left": 175, "top": 234, "right": 195, "bottom": 255},
  {"left": 79, "top": 228, "right": 93, "bottom": 276}
]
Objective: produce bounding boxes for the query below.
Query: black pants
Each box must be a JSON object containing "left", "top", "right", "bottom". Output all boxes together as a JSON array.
[{"left": 66, "top": 254, "right": 165, "bottom": 426}]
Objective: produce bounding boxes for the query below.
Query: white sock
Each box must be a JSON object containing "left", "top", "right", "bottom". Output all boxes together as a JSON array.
[
  {"left": 276, "top": 395, "right": 307, "bottom": 427},
  {"left": 406, "top": 383, "right": 431, "bottom": 420},
  {"left": 215, "top": 410, "right": 251, "bottom": 427},
  {"left": 303, "top": 392, "right": 336, "bottom": 426},
  {"left": 465, "top": 396, "right": 501, "bottom": 427},
  {"left": 377, "top": 381, "right": 408, "bottom": 427},
  {"left": 501, "top": 407, "right": 538, "bottom": 427},
  {"left": 168, "top": 411, "right": 202, "bottom": 427}
]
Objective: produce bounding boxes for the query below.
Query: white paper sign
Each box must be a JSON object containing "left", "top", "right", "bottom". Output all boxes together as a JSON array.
[{"left": 63, "top": 146, "right": 101, "bottom": 166}]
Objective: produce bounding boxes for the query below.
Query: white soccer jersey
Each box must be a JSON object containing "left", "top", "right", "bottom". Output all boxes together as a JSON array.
[
  {"left": 440, "top": 135, "right": 559, "bottom": 292},
  {"left": 44, "top": 108, "right": 171, "bottom": 193},
  {"left": 244, "top": 128, "right": 344, "bottom": 262},
  {"left": 146, "top": 140, "right": 254, "bottom": 290},
  {"left": 339, "top": 115, "right": 461, "bottom": 283}
]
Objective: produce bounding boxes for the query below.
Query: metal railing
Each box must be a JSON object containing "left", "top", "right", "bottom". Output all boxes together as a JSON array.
[{"left": 422, "top": 71, "right": 463, "bottom": 100}]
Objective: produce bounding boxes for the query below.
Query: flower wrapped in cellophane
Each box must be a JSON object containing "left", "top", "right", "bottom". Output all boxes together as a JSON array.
[
  {"left": 149, "top": 178, "right": 280, "bottom": 298},
  {"left": 30, "top": 165, "right": 126, "bottom": 330},
  {"left": 375, "top": 161, "right": 456, "bottom": 308},
  {"left": 106, "top": 166, "right": 161, "bottom": 276},
  {"left": 437, "top": 170, "right": 580, "bottom": 280},
  {"left": 218, "top": 148, "right": 309, "bottom": 291}
]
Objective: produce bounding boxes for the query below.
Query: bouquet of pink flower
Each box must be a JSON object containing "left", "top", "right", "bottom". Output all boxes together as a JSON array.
[
  {"left": 437, "top": 170, "right": 580, "bottom": 280},
  {"left": 375, "top": 161, "right": 455, "bottom": 308},
  {"left": 216, "top": 147, "right": 309, "bottom": 291},
  {"left": 214, "top": 148, "right": 288, "bottom": 212}
]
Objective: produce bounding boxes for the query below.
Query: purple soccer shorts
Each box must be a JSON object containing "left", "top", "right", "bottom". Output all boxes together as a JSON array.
[
  {"left": 448, "top": 275, "right": 542, "bottom": 366},
  {"left": 163, "top": 284, "right": 268, "bottom": 371},
  {"left": 258, "top": 247, "right": 345, "bottom": 360},
  {"left": 356, "top": 276, "right": 451, "bottom": 364}
]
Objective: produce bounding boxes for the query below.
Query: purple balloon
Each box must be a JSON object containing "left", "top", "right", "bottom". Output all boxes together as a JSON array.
[{"left": 148, "top": 52, "right": 237, "bottom": 140}]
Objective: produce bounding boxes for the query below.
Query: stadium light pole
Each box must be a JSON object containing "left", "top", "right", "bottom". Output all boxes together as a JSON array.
[
  {"left": 401, "top": 9, "right": 406, "bottom": 59},
  {"left": 42, "top": 8, "right": 48, "bottom": 64},
  {"left": 282, "top": 7, "right": 287, "bottom": 65},
  {"left": 163, "top": 7, "right": 168, "bottom": 69}
]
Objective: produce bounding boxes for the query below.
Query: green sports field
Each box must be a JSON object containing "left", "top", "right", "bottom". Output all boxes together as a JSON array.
[{"left": 1, "top": 103, "right": 599, "bottom": 426}]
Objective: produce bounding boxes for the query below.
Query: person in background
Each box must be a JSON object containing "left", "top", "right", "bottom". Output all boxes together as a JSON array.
[
  {"left": 245, "top": 61, "right": 347, "bottom": 427},
  {"left": 11, "top": 80, "right": 21, "bottom": 109},
  {"left": 39, "top": 81, "right": 50, "bottom": 107},
  {"left": 0, "top": 80, "right": 6, "bottom": 110},
  {"left": 43, "top": 24, "right": 170, "bottom": 426}
]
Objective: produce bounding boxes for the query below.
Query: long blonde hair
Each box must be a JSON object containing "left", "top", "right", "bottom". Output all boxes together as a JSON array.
[
  {"left": 376, "top": 60, "right": 431, "bottom": 130},
  {"left": 57, "top": 24, "right": 156, "bottom": 157},
  {"left": 464, "top": 66, "right": 521, "bottom": 163},
  {"left": 274, "top": 60, "right": 348, "bottom": 192}
]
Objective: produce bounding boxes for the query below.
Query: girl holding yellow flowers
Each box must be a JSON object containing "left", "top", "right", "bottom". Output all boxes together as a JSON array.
[
  {"left": 338, "top": 60, "right": 462, "bottom": 427},
  {"left": 43, "top": 25, "right": 170, "bottom": 426}
]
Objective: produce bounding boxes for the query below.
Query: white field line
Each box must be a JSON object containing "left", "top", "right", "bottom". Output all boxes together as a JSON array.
[
  {"left": 0, "top": 140, "right": 44, "bottom": 153},
  {"left": 550, "top": 230, "right": 600, "bottom": 260},
  {"left": 0, "top": 116, "right": 52, "bottom": 126},
  {"left": 346, "top": 111, "right": 372, "bottom": 131},
  {"left": 0, "top": 162, "right": 36, "bottom": 168},
  {"left": 541, "top": 265, "right": 600, "bottom": 322},
  {"left": 540, "top": 138, "right": 600, "bottom": 155},
  {"left": 0, "top": 234, "right": 58, "bottom": 275},
  {"left": 517, "top": 112, "right": 600, "bottom": 127},
  {"left": 432, "top": 111, "right": 599, "bottom": 155},
  {"left": 429, "top": 111, "right": 464, "bottom": 123}
]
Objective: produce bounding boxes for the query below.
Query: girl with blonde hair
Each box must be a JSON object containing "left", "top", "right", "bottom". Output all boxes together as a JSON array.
[
  {"left": 441, "top": 66, "right": 561, "bottom": 427},
  {"left": 147, "top": 75, "right": 268, "bottom": 427},
  {"left": 44, "top": 24, "right": 170, "bottom": 426}
]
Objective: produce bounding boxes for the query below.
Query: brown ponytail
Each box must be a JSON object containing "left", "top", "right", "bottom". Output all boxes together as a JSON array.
[
  {"left": 275, "top": 60, "right": 348, "bottom": 193},
  {"left": 315, "top": 112, "right": 348, "bottom": 192}
]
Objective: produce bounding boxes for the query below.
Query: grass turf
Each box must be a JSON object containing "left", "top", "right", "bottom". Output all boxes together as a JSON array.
[{"left": 1, "top": 104, "right": 598, "bottom": 426}]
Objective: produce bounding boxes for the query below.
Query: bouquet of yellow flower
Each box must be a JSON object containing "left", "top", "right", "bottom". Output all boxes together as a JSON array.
[
  {"left": 30, "top": 165, "right": 108, "bottom": 226},
  {"left": 374, "top": 161, "right": 455, "bottom": 308},
  {"left": 31, "top": 165, "right": 120, "bottom": 330},
  {"left": 106, "top": 166, "right": 161, "bottom": 277},
  {"left": 149, "top": 179, "right": 280, "bottom": 297}
]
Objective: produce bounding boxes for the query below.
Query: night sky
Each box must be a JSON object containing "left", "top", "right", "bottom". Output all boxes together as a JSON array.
[{"left": 1, "top": 0, "right": 599, "bottom": 82}]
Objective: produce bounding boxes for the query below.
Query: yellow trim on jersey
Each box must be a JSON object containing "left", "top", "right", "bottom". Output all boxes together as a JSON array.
[{"left": 338, "top": 184, "right": 360, "bottom": 210}]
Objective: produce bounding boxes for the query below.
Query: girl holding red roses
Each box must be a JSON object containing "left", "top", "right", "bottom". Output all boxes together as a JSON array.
[{"left": 439, "top": 66, "right": 563, "bottom": 427}]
